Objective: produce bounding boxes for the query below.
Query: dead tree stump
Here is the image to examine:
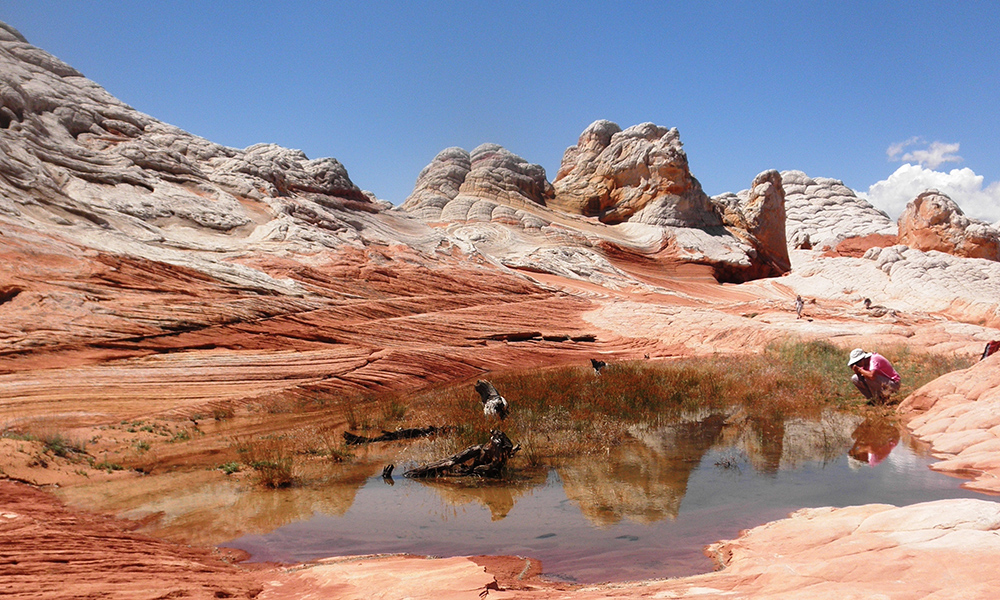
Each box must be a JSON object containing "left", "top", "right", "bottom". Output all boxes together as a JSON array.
[
  {"left": 403, "top": 429, "right": 520, "bottom": 478},
  {"left": 343, "top": 426, "right": 445, "bottom": 445}
]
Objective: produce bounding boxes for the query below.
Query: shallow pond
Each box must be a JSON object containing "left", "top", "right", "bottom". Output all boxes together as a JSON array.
[{"left": 223, "top": 410, "right": 985, "bottom": 583}]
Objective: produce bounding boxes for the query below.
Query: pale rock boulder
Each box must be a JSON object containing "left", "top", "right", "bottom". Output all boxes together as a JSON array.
[
  {"left": 864, "top": 243, "right": 1000, "bottom": 325},
  {"left": 897, "top": 190, "right": 1000, "bottom": 261},
  {"left": 0, "top": 22, "right": 396, "bottom": 280},
  {"left": 397, "top": 147, "right": 471, "bottom": 221},
  {"left": 398, "top": 144, "right": 554, "bottom": 228},
  {"left": 779, "top": 169, "right": 896, "bottom": 250},
  {"left": 769, "top": 241, "right": 1000, "bottom": 328},
  {"left": 552, "top": 120, "right": 721, "bottom": 228}
]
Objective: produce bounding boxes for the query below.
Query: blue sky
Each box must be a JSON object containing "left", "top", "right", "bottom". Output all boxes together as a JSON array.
[{"left": 3, "top": 2, "right": 999, "bottom": 221}]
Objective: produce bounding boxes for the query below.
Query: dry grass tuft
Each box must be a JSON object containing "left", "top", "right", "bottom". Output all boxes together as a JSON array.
[{"left": 232, "top": 434, "right": 296, "bottom": 488}]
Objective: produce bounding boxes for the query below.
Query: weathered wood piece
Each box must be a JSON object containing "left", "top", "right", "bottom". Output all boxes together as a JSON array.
[
  {"left": 342, "top": 426, "right": 445, "bottom": 445},
  {"left": 403, "top": 429, "right": 520, "bottom": 478}
]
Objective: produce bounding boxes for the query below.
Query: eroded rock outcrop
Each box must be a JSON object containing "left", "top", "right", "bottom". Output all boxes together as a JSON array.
[
  {"left": 398, "top": 143, "right": 553, "bottom": 229},
  {"left": 552, "top": 120, "right": 721, "bottom": 228},
  {"left": 900, "top": 352, "right": 1000, "bottom": 494},
  {"left": 713, "top": 170, "right": 791, "bottom": 276},
  {"left": 897, "top": 190, "right": 1000, "bottom": 261}
]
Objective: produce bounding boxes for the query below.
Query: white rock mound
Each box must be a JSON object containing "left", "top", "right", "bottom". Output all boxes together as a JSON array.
[{"left": 780, "top": 170, "right": 896, "bottom": 250}]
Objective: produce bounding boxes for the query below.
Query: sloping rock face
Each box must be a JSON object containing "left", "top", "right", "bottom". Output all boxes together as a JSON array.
[
  {"left": 0, "top": 20, "right": 390, "bottom": 260},
  {"left": 778, "top": 170, "right": 896, "bottom": 251},
  {"left": 899, "top": 352, "right": 1000, "bottom": 494},
  {"left": 398, "top": 143, "right": 553, "bottom": 228},
  {"left": 898, "top": 190, "right": 1000, "bottom": 261},
  {"left": 551, "top": 120, "right": 721, "bottom": 228}
]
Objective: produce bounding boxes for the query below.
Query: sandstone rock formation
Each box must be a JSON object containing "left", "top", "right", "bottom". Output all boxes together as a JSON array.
[
  {"left": 0, "top": 18, "right": 392, "bottom": 267},
  {"left": 897, "top": 190, "right": 1000, "bottom": 261},
  {"left": 398, "top": 144, "right": 553, "bottom": 228},
  {"left": 400, "top": 121, "right": 796, "bottom": 284},
  {"left": 773, "top": 170, "right": 896, "bottom": 251},
  {"left": 551, "top": 120, "right": 721, "bottom": 228}
]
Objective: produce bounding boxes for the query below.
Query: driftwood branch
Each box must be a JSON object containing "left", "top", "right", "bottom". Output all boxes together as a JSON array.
[
  {"left": 342, "top": 426, "right": 445, "bottom": 445},
  {"left": 403, "top": 429, "right": 520, "bottom": 478}
]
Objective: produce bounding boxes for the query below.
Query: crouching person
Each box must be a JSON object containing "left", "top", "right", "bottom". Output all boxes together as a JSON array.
[{"left": 848, "top": 348, "right": 901, "bottom": 404}]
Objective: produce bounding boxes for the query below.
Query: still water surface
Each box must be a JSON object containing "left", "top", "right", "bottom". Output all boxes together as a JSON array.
[{"left": 226, "top": 411, "right": 984, "bottom": 583}]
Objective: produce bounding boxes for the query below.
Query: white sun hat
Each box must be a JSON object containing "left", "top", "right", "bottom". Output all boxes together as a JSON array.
[{"left": 848, "top": 348, "right": 871, "bottom": 366}]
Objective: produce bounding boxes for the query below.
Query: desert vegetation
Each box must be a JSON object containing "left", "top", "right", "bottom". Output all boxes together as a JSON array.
[{"left": 405, "top": 340, "right": 972, "bottom": 466}]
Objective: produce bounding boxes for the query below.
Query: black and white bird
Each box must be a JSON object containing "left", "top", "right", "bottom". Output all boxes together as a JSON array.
[
  {"left": 474, "top": 379, "right": 509, "bottom": 420},
  {"left": 590, "top": 358, "right": 607, "bottom": 375}
]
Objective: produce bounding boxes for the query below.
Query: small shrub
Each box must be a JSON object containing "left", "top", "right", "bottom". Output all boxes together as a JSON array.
[
  {"left": 170, "top": 429, "right": 191, "bottom": 443},
  {"left": 212, "top": 405, "right": 236, "bottom": 421},
  {"left": 92, "top": 460, "right": 124, "bottom": 472},
  {"left": 218, "top": 461, "right": 240, "bottom": 475},
  {"left": 379, "top": 397, "right": 407, "bottom": 423},
  {"left": 41, "top": 432, "right": 86, "bottom": 458},
  {"left": 134, "top": 440, "right": 151, "bottom": 452},
  {"left": 232, "top": 435, "right": 296, "bottom": 488}
]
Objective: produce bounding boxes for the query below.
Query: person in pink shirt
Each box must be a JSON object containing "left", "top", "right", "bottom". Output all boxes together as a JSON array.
[{"left": 848, "top": 348, "right": 901, "bottom": 404}]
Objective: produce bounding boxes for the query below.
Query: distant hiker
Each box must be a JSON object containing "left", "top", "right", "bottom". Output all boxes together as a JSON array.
[
  {"left": 848, "top": 348, "right": 901, "bottom": 404},
  {"left": 795, "top": 295, "right": 804, "bottom": 319},
  {"left": 982, "top": 340, "right": 1000, "bottom": 361},
  {"left": 590, "top": 358, "right": 607, "bottom": 375}
]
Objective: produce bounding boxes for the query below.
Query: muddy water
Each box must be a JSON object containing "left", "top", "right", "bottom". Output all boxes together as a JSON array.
[{"left": 223, "top": 410, "right": 985, "bottom": 583}]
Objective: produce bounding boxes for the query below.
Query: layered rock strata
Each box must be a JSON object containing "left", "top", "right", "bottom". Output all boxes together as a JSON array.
[
  {"left": 0, "top": 19, "right": 391, "bottom": 266},
  {"left": 900, "top": 352, "right": 1000, "bottom": 494}
]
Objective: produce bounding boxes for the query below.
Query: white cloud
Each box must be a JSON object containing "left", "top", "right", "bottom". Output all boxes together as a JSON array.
[
  {"left": 886, "top": 138, "right": 963, "bottom": 169},
  {"left": 860, "top": 164, "right": 1000, "bottom": 222},
  {"left": 887, "top": 136, "right": 921, "bottom": 160}
]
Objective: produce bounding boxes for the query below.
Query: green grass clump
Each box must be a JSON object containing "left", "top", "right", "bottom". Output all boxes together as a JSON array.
[
  {"left": 218, "top": 461, "right": 241, "bottom": 475},
  {"left": 40, "top": 432, "right": 87, "bottom": 458}
]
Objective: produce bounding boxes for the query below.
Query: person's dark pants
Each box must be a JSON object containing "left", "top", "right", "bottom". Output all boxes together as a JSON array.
[{"left": 852, "top": 373, "right": 900, "bottom": 402}]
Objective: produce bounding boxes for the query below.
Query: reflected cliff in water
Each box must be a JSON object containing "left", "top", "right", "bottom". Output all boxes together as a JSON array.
[
  {"left": 57, "top": 459, "right": 384, "bottom": 546},
  {"left": 553, "top": 409, "right": 866, "bottom": 526},
  {"left": 223, "top": 407, "right": 981, "bottom": 583},
  {"left": 554, "top": 412, "right": 726, "bottom": 526}
]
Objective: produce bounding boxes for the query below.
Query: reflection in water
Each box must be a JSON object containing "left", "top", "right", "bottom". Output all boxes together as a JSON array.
[
  {"left": 64, "top": 409, "right": 984, "bottom": 584},
  {"left": 555, "top": 412, "right": 726, "bottom": 525},
  {"left": 416, "top": 472, "right": 548, "bottom": 521},
  {"left": 57, "top": 460, "right": 382, "bottom": 546},
  {"left": 848, "top": 417, "right": 901, "bottom": 467}
]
